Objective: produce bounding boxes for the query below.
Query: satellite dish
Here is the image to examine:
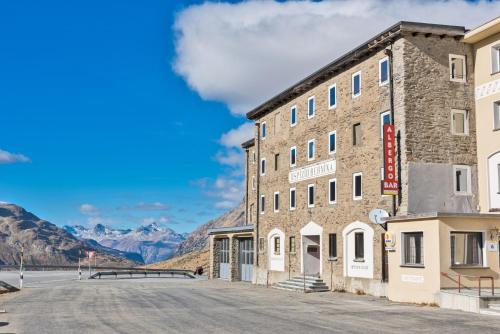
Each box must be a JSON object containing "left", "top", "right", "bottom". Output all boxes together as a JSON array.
[{"left": 369, "top": 209, "right": 389, "bottom": 225}]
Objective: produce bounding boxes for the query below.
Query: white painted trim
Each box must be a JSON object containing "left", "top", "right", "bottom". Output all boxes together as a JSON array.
[
  {"left": 307, "top": 184, "right": 315, "bottom": 208},
  {"left": 261, "top": 122, "right": 267, "bottom": 139},
  {"left": 352, "top": 172, "right": 363, "bottom": 200},
  {"left": 268, "top": 228, "right": 285, "bottom": 272},
  {"left": 451, "top": 109, "right": 469, "bottom": 136},
  {"left": 487, "top": 151, "right": 500, "bottom": 210},
  {"left": 492, "top": 43, "right": 500, "bottom": 74},
  {"left": 328, "top": 178, "right": 337, "bottom": 205},
  {"left": 475, "top": 78, "right": 500, "bottom": 100},
  {"left": 260, "top": 158, "right": 266, "bottom": 176},
  {"left": 307, "top": 96, "right": 315, "bottom": 119},
  {"left": 342, "top": 221, "right": 374, "bottom": 278},
  {"left": 380, "top": 110, "right": 391, "bottom": 139},
  {"left": 289, "top": 187, "right": 296, "bottom": 211},
  {"left": 328, "top": 83, "right": 337, "bottom": 110},
  {"left": 290, "top": 105, "right": 297, "bottom": 127},
  {"left": 273, "top": 191, "right": 279, "bottom": 213},
  {"left": 300, "top": 222, "right": 323, "bottom": 274},
  {"left": 352, "top": 71, "right": 361, "bottom": 98},
  {"left": 328, "top": 130, "right": 336, "bottom": 155},
  {"left": 493, "top": 101, "right": 500, "bottom": 131},
  {"left": 379, "top": 57, "right": 389, "bottom": 86},
  {"left": 307, "top": 139, "right": 315, "bottom": 161},
  {"left": 449, "top": 54, "right": 466, "bottom": 83},
  {"left": 453, "top": 165, "right": 472, "bottom": 196},
  {"left": 290, "top": 146, "right": 297, "bottom": 167}
]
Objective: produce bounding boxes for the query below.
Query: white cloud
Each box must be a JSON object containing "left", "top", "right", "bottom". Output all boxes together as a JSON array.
[
  {"left": 79, "top": 204, "right": 99, "bottom": 216},
  {"left": 118, "top": 202, "right": 170, "bottom": 211},
  {"left": 174, "top": 0, "right": 500, "bottom": 115},
  {"left": 0, "top": 149, "right": 30, "bottom": 164},
  {"left": 220, "top": 123, "right": 254, "bottom": 148}
]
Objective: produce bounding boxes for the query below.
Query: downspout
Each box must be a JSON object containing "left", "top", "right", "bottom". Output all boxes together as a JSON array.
[
  {"left": 255, "top": 123, "right": 261, "bottom": 267},
  {"left": 245, "top": 148, "right": 249, "bottom": 226},
  {"left": 384, "top": 46, "right": 397, "bottom": 217}
]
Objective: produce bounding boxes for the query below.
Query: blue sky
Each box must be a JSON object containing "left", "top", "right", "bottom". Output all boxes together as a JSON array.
[{"left": 0, "top": 0, "right": 498, "bottom": 233}]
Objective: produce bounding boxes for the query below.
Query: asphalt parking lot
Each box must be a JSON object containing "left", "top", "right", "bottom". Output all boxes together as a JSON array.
[{"left": 1, "top": 271, "right": 500, "bottom": 333}]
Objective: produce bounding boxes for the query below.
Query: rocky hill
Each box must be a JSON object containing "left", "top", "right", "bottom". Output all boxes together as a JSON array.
[{"left": 0, "top": 203, "right": 137, "bottom": 266}]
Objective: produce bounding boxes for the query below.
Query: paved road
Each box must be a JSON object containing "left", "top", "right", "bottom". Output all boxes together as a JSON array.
[{"left": 1, "top": 272, "right": 500, "bottom": 333}]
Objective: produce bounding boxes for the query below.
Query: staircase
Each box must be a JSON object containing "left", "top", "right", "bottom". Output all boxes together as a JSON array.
[
  {"left": 273, "top": 275, "right": 329, "bottom": 293},
  {"left": 480, "top": 302, "right": 500, "bottom": 316}
]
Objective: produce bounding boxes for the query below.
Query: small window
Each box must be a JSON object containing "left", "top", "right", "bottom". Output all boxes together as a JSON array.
[
  {"left": 353, "top": 123, "right": 362, "bottom": 146},
  {"left": 451, "top": 109, "right": 469, "bottom": 135},
  {"left": 308, "top": 96, "right": 315, "bottom": 119},
  {"left": 259, "top": 237, "right": 265, "bottom": 252},
  {"left": 290, "top": 105, "right": 297, "bottom": 127},
  {"left": 252, "top": 176, "right": 255, "bottom": 190},
  {"left": 354, "top": 232, "right": 364, "bottom": 260},
  {"left": 451, "top": 232, "right": 483, "bottom": 266},
  {"left": 252, "top": 151, "right": 256, "bottom": 164},
  {"left": 274, "top": 192, "right": 279, "bottom": 213},
  {"left": 274, "top": 154, "right": 279, "bottom": 171},
  {"left": 260, "top": 158, "right": 266, "bottom": 176},
  {"left": 491, "top": 44, "right": 500, "bottom": 74},
  {"left": 274, "top": 236, "right": 281, "bottom": 255},
  {"left": 494, "top": 101, "right": 500, "bottom": 130},
  {"left": 289, "top": 188, "right": 296, "bottom": 210},
  {"left": 261, "top": 122, "right": 267, "bottom": 139},
  {"left": 380, "top": 111, "right": 391, "bottom": 138},
  {"left": 379, "top": 57, "right": 389, "bottom": 86},
  {"left": 402, "top": 232, "right": 424, "bottom": 266},
  {"left": 290, "top": 146, "right": 297, "bottom": 167},
  {"left": 328, "top": 131, "right": 336, "bottom": 154},
  {"left": 328, "top": 84, "right": 337, "bottom": 109},
  {"left": 260, "top": 195, "right": 265, "bottom": 214},
  {"left": 308, "top": 139, "right": 315, "bottom": 161},
  {"left": 449, "top": 54, "right": 466, "bottom": 82},
  {"left": 328, "top": 233, "right": 337, "bottom": 259},
  {"left": 308, "top": 184, "right": 315, "bottom": 208},
  {"left": 352, "top": 71, "right": 361, "bottom": 98},
  {"left": 329, "top": 179, "right": 337, "bottom": 204},
  {"left": 353, "top": 172, "right": 362, "bottom": 200},
  {"left": 289, "top": 236, "right": 296, "bottom": 254},
  {"left": 453, "top": 165, "right": 471, "bottom": 195}
]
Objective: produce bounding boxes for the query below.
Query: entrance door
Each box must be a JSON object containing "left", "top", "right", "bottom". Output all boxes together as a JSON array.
[
  {"left": 303, "top": 235, "right": 320, "bottom": 275},
  {"left": 239, "top": 238, "right": 253, "bottom": 281},
  {"left": 219, "top": 238, "right": 230, "bottom": 280}
]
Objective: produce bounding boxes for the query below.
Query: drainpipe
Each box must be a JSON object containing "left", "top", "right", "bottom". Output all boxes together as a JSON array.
[
  {"left": 384, "top": 46, "right": 397, "bottom": 217},
  {"left": 245, "top": 148, "right": 249, "bottom": 226},
  {"left": 255, "top": 122, "right": 261, "bottom": 267}
]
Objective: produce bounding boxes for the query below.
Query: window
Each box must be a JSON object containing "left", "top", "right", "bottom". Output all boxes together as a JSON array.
[
  {"left": 491, "top": 44, "right": 500, "bottom": 74},
  {"left": 451, "top": 109, "right": 469, "bottom": 135},
  {"left": 328, "top": 84, "right": 337, "bottom": 109},
  {"left": 274, "top": 154, "right": 279, "bottom": 171},
  {"left": 252, "top": 176, "right": 255, "bottom": 190},
  {"left": 449, "top": 54, "right": 466, "bottom": 82},
  {"left": 353, "top": 123, "right": 362, "bottom": 146},
  {"left": 328, "top": 131, "right": 336, "bottom": 154},
  {"left": 289, "top": 236, "right": 296, "bottom": 254},
  {"left": 273, "top": 236, "right": 281, "bottom": 255},
  {"left": 274, "top": 192, "right": 279, "bottom": 213},
  {"left": 289, "top": 188, "right": 296, "bottom": 210},
  {"left": 402, "top": 232, "right": 424, "bottom": 266},
  {"left": 260, "top": 195, "right": 265, "bottom": 214},
  {"left": 353, "top": 172, "right": 362, "bottom": 200},
  {"left": 329, "top": 179, "right": 337, "bottom": 204},
  {"left": 290, "top": 105, "right": 297, "bottom": 127},
  {"left": 261, "top": 122, "right": 267, "bottom": 139},
  {"left": 259, "top": 237, "right": 265, "bottom": 253},
  {"left": 380, "top": 111, "right": 391, "bottom": 138},
  {"left": 260, "top": 158, "right": 266, "bottom": 176},
  {"left": 252, "top": 151, "right": 256, "bottom": 164},
  {"left": 379, "top": 57, "right": 389, "bottom": 86},
  {"left": 453, "top": 165, "right": 471, "bottom": 195},
  {"left": 494, "top": 101, "right": 500, "bottom": 130},
  {"left": 308, "top": 139, "right": 315, "bottom": 161},
  {"left": 352, "top": 71, "right": 361, "bottom": 98},
  {"left": 354, "top": 232, "right": 364, "bottom": 260},
  {"left": 308, "top": 96, "right": 315, "bottom": 119},
  {"left": 308, "top": 184, "right": 315, "bottom": 208},
  {"left": 289, "top": 146, "right": 296, "bottom": 167},
  {"left": 451, "top": 232, "right": 483, "bottom": 266},
  {"left": 328, "top": 234, "right": 337, "bottom": 259}
]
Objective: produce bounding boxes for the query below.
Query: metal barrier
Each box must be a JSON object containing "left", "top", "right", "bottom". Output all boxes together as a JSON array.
[
  {"left": 441, "top": 271, "right": 495, "bottom": 296},
  {"left": 0, "top": 280, "right": 20, "bottom": 293},
  {"left": 89, "top": 269, "right": 196, "bottom": 280}
]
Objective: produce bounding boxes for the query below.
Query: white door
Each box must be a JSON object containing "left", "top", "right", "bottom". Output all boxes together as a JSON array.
[
  {"left": 488, "top": 152, "right": 500, "bottom": 210},
  {"left": 219, "top": 238, "right": 230, "bottom": 280},
  {"left": 239, "top": 238, "right": 253, "bottom": 281}
]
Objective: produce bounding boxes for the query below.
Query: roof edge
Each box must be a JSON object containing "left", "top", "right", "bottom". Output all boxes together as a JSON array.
[
  {"left": 385, "top": 212, "right": 500, "bottom": 223},
  {"left": 208, "top": 225, "right": 254, "bottom": 235}
]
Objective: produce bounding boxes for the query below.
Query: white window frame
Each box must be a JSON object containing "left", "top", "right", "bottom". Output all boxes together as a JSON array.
[
  {"left": 307, "top": 184, "right": 315, "bottom": 208},
  {"left": 274, "top": 191, "right": 279, "bottom": 213},
  {"left": 451, "top": 109, "right": 469, "bottom": 136},
  {"left": 494, "top": 101, "right": 500, "bottom": 131},
  {"left": 453, "top": 165, "right": 472, "bottom": 196},
  {"left": 289, "top": 187, "right": 296, "bottom": 211},
  {"left": 379, "top": 57, "right": 389, "bottom": 86},
  {"left": 307, "top": 96, "right": 315, "bottom": 119},
  {"left": 380, "top": 110, "right": 391, "bottom": 138},
  {"left": 449, "top": 54, "right": 466, "bottom": 83},
  {"left": 260, "top": 195, "right": 265, "bottom": 214},
  {"left": 307, "top": 139, "right": 315, "bottom": 162},
  {"left": 328, "top": 131, "right": 336, "bottom": 155},
  {"left": 261, "top": 122, "right": 267, "bottom": 139},
  {"left": 400, "top": 231, "right": 425, "bottom": 267},
  {"left": 328, "top": 83, "right": 337, "bottom": 110},
  {"left": 491, "top": 44, "right": 500, "bottom": 74},
  {"left": 290, "top": 105, "right": 297, "bottom": 127},
  {"left": 353, "top": 172, "right": 363, "bottom": 201},
  {"left": 328, "top": 178, "right": 337, "bottom": 205},
  {"left": 352, "top": 71, "right": 361, "bottom": 98},
  {"left": 290, "top": 146, "right": 297, "bottom": 167},
  {"left": 260, "top": 158, "right": 266, "bottom": 176}
]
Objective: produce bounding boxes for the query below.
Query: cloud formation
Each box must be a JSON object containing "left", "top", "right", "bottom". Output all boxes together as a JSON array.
[
  {"left": 0, "top": 149, "right": 30, "bottom": 164},
  {"left": 79, "top": 204, "right": 99, "bottom": 216},
  {"left": 118, "top": 202, "right": 170, "bottom": 211},
  {"left": 174, "top": 0, "right": 500, "bottom": 115}
]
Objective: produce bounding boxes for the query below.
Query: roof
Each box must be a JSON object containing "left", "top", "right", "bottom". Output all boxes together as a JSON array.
[
  {"left": 207, "top": 225, "right": 254, "bottom": 235},
  {"left": 246, "top": 21, "right": 465, "bottom": 121},
  {"left": 384, "top": 212, "right": 500, "bottom": 223},
  {"left": 464, "top": 16, "right": 500, "bottom": 44},
  {"left": 241, "top": 138, "right": 255, "bottom": 149}
]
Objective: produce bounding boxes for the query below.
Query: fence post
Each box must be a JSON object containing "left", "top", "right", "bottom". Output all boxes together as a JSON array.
[{"left": 458, "top": 274, "right": 461, "bottom": 293}]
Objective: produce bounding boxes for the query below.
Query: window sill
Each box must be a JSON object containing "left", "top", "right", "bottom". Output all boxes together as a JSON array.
[
  {"left": 290, "top": 252, "right": 296, "bottom": 255},
  {"left": 328, "top": 257, "right": 338, "bottom": 262},
  {"left": 400, "top": 264, "right": 425, "bottom": 268},
  {"left": 494, "top": 128, "right": 500, "bottom": 132},
  {"left": 489, "top": 208, "right": 500, "bottom": 212},
  {"left": 450, "top": 266, "right": 490, "bottom": 269},
  {"left": 353, "top": 259, "right": 365, "bottom": 263}
]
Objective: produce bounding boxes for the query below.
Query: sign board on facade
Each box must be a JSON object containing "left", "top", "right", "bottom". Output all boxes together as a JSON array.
[
  {"left": 487, "top": 242, "right": 498, "bottom": 252},
  {"left": 383, "top": 124, "right": 398, "bottom": 195},
  {"left": 401, "top": 275, "right": 424, "bottom": 284},
  {"left": 289, "top": 159, "right": 336, "bottom": 183},
  {"left": 384, "top": 232, "right": 396, "bottom": 251}
]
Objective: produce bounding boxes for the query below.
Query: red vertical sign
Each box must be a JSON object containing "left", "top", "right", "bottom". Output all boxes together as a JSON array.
[{"left": 383, "top": 124, "right": 398, "bottom": 195}]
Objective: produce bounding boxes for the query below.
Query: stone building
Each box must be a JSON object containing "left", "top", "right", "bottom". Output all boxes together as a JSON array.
[{"left": 244, "top": 21, "right": 478, "bottom": 296}]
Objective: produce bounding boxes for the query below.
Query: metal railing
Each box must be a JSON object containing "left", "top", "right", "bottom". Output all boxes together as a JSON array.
[
  {"left": 441, "top": 271, "right": 495, "bottom": 296},
  {"left": 89, "top": 269, "right": 196, "bottom": 279}
]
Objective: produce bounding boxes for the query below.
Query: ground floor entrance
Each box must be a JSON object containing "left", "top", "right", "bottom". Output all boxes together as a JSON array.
[
  {"left": 239, "top": 238, "right": 253, "bottom": 281},
  {"left": 219, "top": 238, "right": 230, "bottom": 280},
  {"left": 302, "top": 235, "right": 320, "bottom": 275}
]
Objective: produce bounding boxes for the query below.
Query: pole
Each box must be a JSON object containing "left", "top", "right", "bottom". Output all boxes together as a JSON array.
[
  {"left": 88, "top": 251, "right": 91, "bottom": 277},
  {"left": 19, "top": 245, "right": 24, "bottom": 290},
  {"left": 78, "top": 250, "right": 82, "bottom": 280}
]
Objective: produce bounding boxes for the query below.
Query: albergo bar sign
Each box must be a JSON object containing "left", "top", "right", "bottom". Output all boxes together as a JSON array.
[{"left": 383, "top": 124, "right": 398, "bottom": 195}]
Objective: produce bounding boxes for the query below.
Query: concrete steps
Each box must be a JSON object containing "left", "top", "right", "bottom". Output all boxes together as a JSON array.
[{"left": 273, "top": 276, "right": 329, "bottom": 293}]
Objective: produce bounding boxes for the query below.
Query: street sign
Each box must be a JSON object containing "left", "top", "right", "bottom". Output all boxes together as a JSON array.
[{"left": 383, "top": 124, "right": 398, "bottom": 195}]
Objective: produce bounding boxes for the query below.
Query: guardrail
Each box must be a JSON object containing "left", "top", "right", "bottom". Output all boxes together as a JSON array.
[
  {"left": 89, "top": 269, "right": 196, "bottom": 279},
  {"left": 0, "top": 264, "right": 194, "bottom": 273},
  {"left": 441, "top": 271, "right": 495, "bottom": 296}
]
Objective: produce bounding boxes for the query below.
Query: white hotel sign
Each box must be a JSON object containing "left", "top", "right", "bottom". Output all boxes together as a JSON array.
[{"left": 289, "top": 159, "right": 336, "bottom": 183}]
